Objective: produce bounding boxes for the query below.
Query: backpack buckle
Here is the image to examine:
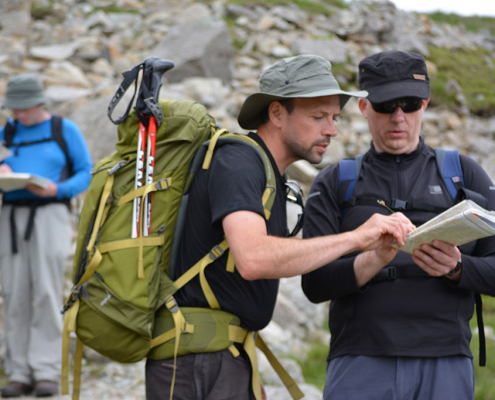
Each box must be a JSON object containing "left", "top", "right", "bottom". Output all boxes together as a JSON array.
[
  {"left": 61, "top": 287, "right": 81, "bottom": 314},
  {"left": 391, "top": 199, "right": 408, "bottom": 210},
  {"left": 165, "top": 296, "right": 179, "bottom": 313},
  {"left": 372, "top": 266, "right": 397, "bottom": 282},
  {"left": 209, "top": 245, "right": 224, "bottom": 260},
  {"left": 155, "top": 178, "right": 171, "bottom": 191}
]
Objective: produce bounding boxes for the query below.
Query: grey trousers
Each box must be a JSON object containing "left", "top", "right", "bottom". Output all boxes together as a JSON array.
[
  {"left": 0, "top": 203, "right": 71, "bottom": 384},
  {"left": 324, "top": 355, "right": 475, "bottom": 400},
  {"left": 145, "top": 349, "right": 255, "bottom": 400}
]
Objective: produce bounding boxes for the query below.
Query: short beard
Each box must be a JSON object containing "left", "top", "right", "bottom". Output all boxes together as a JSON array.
[{"left": 285, "top": 122, "right": 325, "bottom": 165}]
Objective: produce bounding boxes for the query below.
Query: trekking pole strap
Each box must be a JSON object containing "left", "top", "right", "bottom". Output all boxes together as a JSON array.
[{"left": 107, "top": 63, "right": 142, "bottom": 125}]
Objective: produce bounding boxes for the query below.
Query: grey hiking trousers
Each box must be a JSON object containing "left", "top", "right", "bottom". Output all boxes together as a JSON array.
[
  {"left": 0, "top": 203, "right": 71, "bottom": 384},
  {"left": 324, "top": 355, "right": 475, "bottom": 400}
]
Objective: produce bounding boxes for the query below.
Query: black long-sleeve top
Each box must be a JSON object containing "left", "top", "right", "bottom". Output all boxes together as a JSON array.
[{"left": 302, "top": 138, "right": 495, "bottom": 360}]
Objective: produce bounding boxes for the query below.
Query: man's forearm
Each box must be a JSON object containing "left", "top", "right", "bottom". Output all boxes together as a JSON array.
[{"left": 235, "top": 231, "right": 362, "bottom": 280}]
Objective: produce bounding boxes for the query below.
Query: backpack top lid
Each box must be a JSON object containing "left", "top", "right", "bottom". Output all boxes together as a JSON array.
[{"left": 115, "top": 99, "right": 215, "bottom": 158}]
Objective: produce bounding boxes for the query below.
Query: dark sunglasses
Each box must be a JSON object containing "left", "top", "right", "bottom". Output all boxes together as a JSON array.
[
  {"left": 370, "top": 97, "right": 424, "bottom": 114},
  {"left": 285, "top": 180, "right": 305, "bottom": 237}
]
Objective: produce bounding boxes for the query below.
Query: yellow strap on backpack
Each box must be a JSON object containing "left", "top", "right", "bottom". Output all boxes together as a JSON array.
[
  {"left": 61, "top": 298, "right": 84, "bottom": 400},
  {"left": 202, "top": 125, "right": 227, "bottom": 170},
  {"left": 255, "top": 334, "right": 304, "bottom": 400}
]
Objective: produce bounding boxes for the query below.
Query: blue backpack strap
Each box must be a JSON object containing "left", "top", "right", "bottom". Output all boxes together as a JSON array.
[
  {"left": 435, "top": 148, "right": 486, "bottom": 367},
  {"left": 434, "top": 148, "right": 463, "bottom": 202},
  {"left": 337, "top": 153, "right": 365, "bottom": 216}
]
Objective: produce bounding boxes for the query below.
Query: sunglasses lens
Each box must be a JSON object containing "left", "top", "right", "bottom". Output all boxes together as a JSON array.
[
  {"left": 371, "top": 101, "right": 396, "bottom": 113},
  {"left": 371, "top": 98, "right": 423, "bottom": 114},
  {"left": 400, "top": 98, "right": 423, "bottom": 112}
]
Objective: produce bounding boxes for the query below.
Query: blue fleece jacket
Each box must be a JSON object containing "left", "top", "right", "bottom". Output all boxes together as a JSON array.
[{"left": 0, "top": 117, "right": 92, "bottom": 201}]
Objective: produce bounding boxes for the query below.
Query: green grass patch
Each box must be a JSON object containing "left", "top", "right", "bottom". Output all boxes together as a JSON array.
[
  {"left": 427, "top": 12, "right": 495, "bottom": 36},
  {"left": 91, "top": 6, "right": 141, "bottom": 14},
  {"left": 427, "top": 46, "right": 495, "bottom": 116},
  {"left": 223, "top": 0, "right": 348, "bottom": 16},
  {"left": 291, "top": 338, "right": 328, "bottom": 391},
  {"left": 30, "top": 3, "right": 65, "bottom": 23}
]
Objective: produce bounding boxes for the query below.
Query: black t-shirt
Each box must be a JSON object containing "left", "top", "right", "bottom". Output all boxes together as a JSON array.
[{"left": 173, "top": 133, "right": 287, "bottom": 331}]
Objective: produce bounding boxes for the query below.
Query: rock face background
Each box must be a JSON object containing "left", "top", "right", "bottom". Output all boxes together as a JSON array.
[{"left": 1, "top": 0, "right": 495, "bottom": 398}]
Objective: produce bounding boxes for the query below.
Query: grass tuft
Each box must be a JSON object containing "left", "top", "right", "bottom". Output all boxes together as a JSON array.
[{"left": 427, "top": 47, "right": 495, "bottom": 116}]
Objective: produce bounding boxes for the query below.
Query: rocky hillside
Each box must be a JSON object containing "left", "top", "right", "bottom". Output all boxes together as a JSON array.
[{"left": 1, "top": 0, "right": 495, "bottom": 398}]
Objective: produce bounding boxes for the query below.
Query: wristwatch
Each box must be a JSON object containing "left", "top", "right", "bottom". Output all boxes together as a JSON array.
[{"left": 447, "top": 258, "right": 462, "bottom": 276}]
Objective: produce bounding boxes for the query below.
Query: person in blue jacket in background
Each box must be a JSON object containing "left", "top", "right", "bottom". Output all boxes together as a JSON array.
[{"left": 0, "top": 74, "right": 92, "bottom": 398}]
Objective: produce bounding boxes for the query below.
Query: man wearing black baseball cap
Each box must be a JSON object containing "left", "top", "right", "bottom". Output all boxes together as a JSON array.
[{"left": 303, "top": 50, "right": 495, "bottom": 400}]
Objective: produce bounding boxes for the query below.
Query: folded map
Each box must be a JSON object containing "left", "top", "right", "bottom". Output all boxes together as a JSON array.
[
  {"left": 396, "top": 199, "right": 495, "bottom": 254},
  {"left": 0, "top": 173, "right": 51, "bottom": 192}
]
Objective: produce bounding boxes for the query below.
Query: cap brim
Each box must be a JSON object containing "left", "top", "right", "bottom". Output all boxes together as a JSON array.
[
  {"left": 366, "top": 80, "right": 430, "bottom": 103},
  {"left": 238, "top": 88, "right": 368, "bottom": 130}
]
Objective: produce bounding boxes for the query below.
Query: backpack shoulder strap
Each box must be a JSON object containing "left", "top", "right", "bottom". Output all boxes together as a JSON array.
[
  {"left": 337, "top": 153, "right": 365, "bottom": 213},
  {"left": 435, "top": 148, "right": 487, "bottom": 366},
  {"left": 170, "top": 128, "right": 277, "bottom": 282},
  {"left": 203, "top": 130, "right": 277, "bottom": 219},
  {"left": 3, "top": 120, "right": 17, "bottom": 148},
  {"left": 51, "top": 115, "right": 73, "bottom": 177},
  {"left": 434, "top": 148, "right": 464, "bottom": 202}
]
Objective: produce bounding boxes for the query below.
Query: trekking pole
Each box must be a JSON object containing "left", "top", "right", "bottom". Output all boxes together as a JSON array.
[
  {"left": 139, "top": 58, "right": 173, "bottom": 235},
  {"left": 143, "top": 117, "right": 156, "bottom": 236},
  {"left": 131, "top": 122, "right": 147, "bottom": 238},
  {"left": 106, "top": 56, "right": 174, "bottom": 238}
]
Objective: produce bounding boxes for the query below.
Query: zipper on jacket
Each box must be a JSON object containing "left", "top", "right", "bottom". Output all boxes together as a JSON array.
[{"left": 395, "top": 155, "right": 402, "bottom": 199}]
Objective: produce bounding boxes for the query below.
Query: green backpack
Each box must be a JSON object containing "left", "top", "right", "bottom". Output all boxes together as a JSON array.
[{"left": 61, "top": 99, "right": 303, "bottom": 400}]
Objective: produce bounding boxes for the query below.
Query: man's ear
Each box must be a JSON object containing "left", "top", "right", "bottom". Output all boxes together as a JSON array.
[
  {"left": 358, "top": 98, "right": 369, "bottom": 119},
  {"left": 268, "top": 101, "right": 284, "bottom": 128},
  {"left": 422, "top": 99, "right": 430, "bottom": 111}
]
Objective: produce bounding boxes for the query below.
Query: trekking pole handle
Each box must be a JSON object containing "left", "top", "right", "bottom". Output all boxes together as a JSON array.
[{"left": 150, "top": 59, "right": 174, "bottom": 102}]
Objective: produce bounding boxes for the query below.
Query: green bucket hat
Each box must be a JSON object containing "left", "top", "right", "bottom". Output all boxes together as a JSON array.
[
  {"left": 238, "top": 54, "right": 368, "bottom": 130},
  {"left": 3, "top": 74, "right": 49, "bottom": 110}
]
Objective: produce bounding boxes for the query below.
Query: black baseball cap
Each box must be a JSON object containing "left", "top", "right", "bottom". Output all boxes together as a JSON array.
[{"left": 358, "top": 51, "right": 430, "bottom": 103}]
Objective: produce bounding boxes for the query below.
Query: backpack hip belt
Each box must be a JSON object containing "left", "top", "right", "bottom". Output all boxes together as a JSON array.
[{"left": 148, "top": 305, "right": 303, "bottom": 400}]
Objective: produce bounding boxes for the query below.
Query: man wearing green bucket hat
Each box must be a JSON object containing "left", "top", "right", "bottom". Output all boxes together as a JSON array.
[
  {"left": 0, "top": 74, "right": 92, "bottom": 398},
  {"left": 146, "top": 55, "right": 415, "bottom": 400}
]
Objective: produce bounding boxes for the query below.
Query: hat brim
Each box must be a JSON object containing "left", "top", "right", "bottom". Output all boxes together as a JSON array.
[
  {"left": 365, "top": 80, "right": 430, "bottom": 103},
  {"left": 238, "top": 88, "right": 368, "bottom": 130},
  {"left": 2, "top": 96, "right": 49, "bottom": 110}
]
